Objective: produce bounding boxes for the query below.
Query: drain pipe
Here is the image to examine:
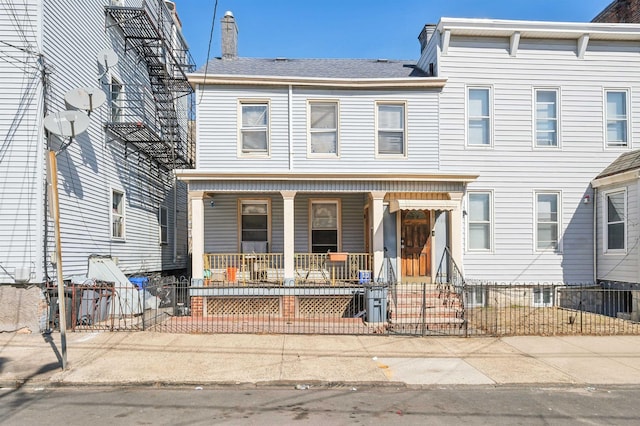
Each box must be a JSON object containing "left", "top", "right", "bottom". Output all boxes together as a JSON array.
[
  {"left": 288, "top": 84, "right": 293, "bottom": 171},
  {"left": 593, "top": 187, "right": 597, "bottom": 284}
]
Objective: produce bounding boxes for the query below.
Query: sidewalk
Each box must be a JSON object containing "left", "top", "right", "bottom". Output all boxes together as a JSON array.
[{"left": 2, "top": 331, "right": 640, "bottom": 388}]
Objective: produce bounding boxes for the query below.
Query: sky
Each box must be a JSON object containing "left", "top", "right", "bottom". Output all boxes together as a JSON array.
[{"left": 173, "top": 0, "right": 614, "bottom": 68}]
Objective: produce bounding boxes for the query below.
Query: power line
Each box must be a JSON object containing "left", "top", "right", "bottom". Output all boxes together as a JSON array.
[{"left": 198, "top": 0, "right": 218, "bottom": 105}]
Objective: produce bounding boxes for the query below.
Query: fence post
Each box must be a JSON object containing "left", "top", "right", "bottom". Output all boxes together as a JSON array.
[{"left": 421, "top": 281, "right": 426, "bottom": 337}]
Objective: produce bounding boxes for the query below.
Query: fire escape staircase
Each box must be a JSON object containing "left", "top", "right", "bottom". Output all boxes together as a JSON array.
[{"left": 104, "top": 1, "right": 194, "bottom": 170}]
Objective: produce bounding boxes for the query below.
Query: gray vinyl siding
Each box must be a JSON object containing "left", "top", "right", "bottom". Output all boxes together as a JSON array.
[
  {"left": 596, "top": 181, "right": 640, "bottom": 284},
  {"left": 196, "top": 86, "right": 440, "bottom": 173},
  {"left": 0, "top": 0, "right": 43, "bottom": 284},
  {"left": 416, "top": 30, "right": 439, "bottom": 76},
  {"left": 204, "top": 193, "right": 365, "bottom": 254},
  {"left": 434, "top": 35, "right": 640, "bottom": 284},
  {"left": 24, "top": 0, "right": 190, "bottom": 279}
]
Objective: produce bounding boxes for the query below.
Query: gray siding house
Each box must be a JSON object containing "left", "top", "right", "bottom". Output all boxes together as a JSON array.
[
  {"left": 180, "top": 12, "right": 640, "bottom": 294},
  {"left": 0, "top": 0, "right": 193, "bottom": 330}
]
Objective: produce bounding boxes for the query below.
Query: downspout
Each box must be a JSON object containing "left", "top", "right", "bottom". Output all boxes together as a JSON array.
[
  {"left": 288, "top": 84, "right": 293, "bottom": 170},
  {"left": 173, "top": 172, "right": 177, "bottom": 265},
  {"left": 593, "top": 186, "right": 597, "bottom": 284}
]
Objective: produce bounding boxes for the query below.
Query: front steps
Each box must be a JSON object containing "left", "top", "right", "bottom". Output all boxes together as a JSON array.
[{"left": 388, "top": 283, "right": 465, "bottom": 334}]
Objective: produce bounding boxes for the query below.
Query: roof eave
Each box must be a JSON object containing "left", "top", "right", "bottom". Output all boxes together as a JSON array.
[{"left": 187, "top": 73, "right": 447, "bottom": 88}]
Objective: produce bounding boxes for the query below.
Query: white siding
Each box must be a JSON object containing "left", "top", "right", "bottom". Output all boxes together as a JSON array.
[
  {"left": 596, "top": 180, "right": 640, "bottom": 284},
  {"left": 196, "top": 86, "right": 441, "bottom": 173},
  {"left": 0, "top": 0, "right": 43, "bottom": 284},
  {"left": 434, "top": 35, "right": 640, "bottom": 284},
  {"left": 1, "top": 0, "right": 190, "bottom": 282}
]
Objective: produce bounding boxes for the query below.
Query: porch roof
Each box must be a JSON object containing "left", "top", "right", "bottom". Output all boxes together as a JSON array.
[{"left": 176, "top": 171, "right": 479, "bottom": 193}]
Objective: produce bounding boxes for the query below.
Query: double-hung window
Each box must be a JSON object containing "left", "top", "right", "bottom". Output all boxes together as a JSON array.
[
  {"left": 110, "top": 77, "right": 123, "bottom": 123},
  {"left": 606, "top": 90, "right": 629, "bottom": 147},
  {"left": 111, "top": 189, "right": 125, "bottom": 240},
  {"left": 240, "top": 200, "right": 269, "bottom": 253},
  {"left": 605, "top": 190, "right": 626, "bottom": 252},
  {"left": 535, "top": 89, "right": 558, "bottom": 147},
  {"left": 309, "top": 101, "right": 338, "bottom": 155},
  {"left": 310, "top": 200, "right": 340, "bottom": 253},
  {"left": 535, "top": 192, "right": 559, "bottom": 251},
  {"left": 240, "top": 102, "right": 269, "bottom": 155},
  {"left": 468, "top": 192, "right": 492, "bottom": 251},
  {"left": 376, "top": 102, "right": 406, "bottom": 156},
  {"left": 159, "top": 206, "right": 168, "bottom": 245},
  {"left": 467, "top": 87, "right": 491, "bottom": 146}
]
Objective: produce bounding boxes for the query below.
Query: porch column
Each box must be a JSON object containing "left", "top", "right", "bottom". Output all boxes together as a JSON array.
[
  {"left": 191, "top": 191, "right": 205, "bottom": 279},
  {"left": 449, "top": 192, "right": 464, "bottom": 273},
  {"left": 371, "top": 191, "right": 386, "bottom": 282},
  {"left": 281, "top": 191, "right": 296, "bottom": 285}
]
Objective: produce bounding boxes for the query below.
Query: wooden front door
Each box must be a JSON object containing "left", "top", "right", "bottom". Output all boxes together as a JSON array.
[{"left": 401, "top": 210, "right": 431, "bottom": 280}]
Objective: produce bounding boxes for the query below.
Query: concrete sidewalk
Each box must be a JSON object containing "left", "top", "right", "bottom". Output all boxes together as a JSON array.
[{"left": 2, "top": 331, "right": 640, "bottom": 388}]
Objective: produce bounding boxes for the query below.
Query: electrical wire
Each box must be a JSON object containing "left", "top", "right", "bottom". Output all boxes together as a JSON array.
[{"left": 197, "top": 0, "right": 218, "bottom": 105}]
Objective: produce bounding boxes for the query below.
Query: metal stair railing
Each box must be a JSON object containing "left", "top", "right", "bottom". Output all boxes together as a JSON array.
[{"left": 435, "top": 246, "right": 468, "bottom": 336}]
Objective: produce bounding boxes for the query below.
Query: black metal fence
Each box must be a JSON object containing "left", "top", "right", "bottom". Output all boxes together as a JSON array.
[{"left": 46, "top": 278, "right": 640, "bottom": 336}]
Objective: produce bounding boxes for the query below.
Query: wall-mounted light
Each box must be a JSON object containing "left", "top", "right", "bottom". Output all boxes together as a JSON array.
[
  {"left": 210, "top": 200, "right": 215, "bottom": 207},
  {"left": 583, "top": 195, "right": 591, "bottom": 204}
]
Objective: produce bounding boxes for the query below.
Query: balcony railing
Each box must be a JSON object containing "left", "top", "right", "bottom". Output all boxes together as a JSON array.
[{"left": 203, "top": 253, "right": 372, "bottom": 286}]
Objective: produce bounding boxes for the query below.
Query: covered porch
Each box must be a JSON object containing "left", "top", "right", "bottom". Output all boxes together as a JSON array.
[{"left": 176, "top": 171, "right": 477, "bottom": 287}]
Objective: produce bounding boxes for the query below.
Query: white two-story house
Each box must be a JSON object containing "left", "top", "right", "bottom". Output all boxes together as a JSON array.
[{"left": 179, "top": 12, "right": 640, "bottom": 295}]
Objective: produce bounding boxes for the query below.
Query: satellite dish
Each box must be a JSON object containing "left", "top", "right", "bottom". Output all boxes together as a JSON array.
[
  {"left": 65, "top": 87, "right": 107, "bottom": 113},
  {"left": 43, "top": 110, "right": 90, "bottom": 138},
  {"left": 97, "top": 48, "right": 118, "bottom": 69}
]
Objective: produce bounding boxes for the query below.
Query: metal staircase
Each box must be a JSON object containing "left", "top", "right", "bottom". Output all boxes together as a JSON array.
[{"left": 104, "top": 0, "right": 194, "bottom": 170}]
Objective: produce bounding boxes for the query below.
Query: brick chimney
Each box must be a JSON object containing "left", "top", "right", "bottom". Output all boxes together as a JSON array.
[{"left": 221, "top": 11, "right": 237, "bottom": 59}]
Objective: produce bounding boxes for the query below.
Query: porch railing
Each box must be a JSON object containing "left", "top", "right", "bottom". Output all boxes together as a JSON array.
[{"left": 203, "top": 252, "right": 372, "bottom": 286}]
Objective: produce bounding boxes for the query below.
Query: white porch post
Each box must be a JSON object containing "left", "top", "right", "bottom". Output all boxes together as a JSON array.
[
  {"left": 281, "top": 191, "right": 296, "bottom": 285},
  {"left": 371, "top": 191, "right": 386, "bottom": 281},
  {"left": 191, "top": 191, "right": 205, "bottom": 279},
  {"left": 449, "top": 192, "right": 464, "bottom": 273}
]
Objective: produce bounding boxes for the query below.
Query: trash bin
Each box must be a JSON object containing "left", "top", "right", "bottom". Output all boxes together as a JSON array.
[
  {"left": 129, "top": 276, "right": 149, "bottom": 289},
  {"left": 49, "top": 295, "right": 73, "bottom": 330},
  {"left": 364, "top": 284, "right": 388, "bottom": 323},
  {"left": 358, "top": 270, "right": 372, "bottom": 284}
]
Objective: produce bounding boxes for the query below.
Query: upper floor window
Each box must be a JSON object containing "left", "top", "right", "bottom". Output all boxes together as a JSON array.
[
  {"left": 535, "top": 192, "right": 559, "bottom": 251},
  {"left": 240, "top": 102, "right": 269, "bottom": 155},
  {"left": 159, "top": 206, "right": 168, "bottom": 245},
  {"left": 468, "top": 192, "right": 492, "bottom": 251},
  {"left": 309, "top": 101, "right": 338, "bottom": 156},
  {"left": 535, "top": 89, "right": 558, "bottom": 147},
  {"left": 376, "top": 102, "right": 406, "bottom": 156},
  {"left": 110, "top": 77, "right": 123, "bottom": 122},
  {"left": 310, "top": 200, "right": 340, "bottom": 253},
  {"left": 111, "top": 189, "right": 125, "bottom": 240},
  {"left": 467, "top": 87, "right": 491, "bottom": 146},
  {"left": 605, "top": 190, "right": 626, "bottom": 252},
  {"left": 606, "top": 90, "right": 629, "bottom": 147}
]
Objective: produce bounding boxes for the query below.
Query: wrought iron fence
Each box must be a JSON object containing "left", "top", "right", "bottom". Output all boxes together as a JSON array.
[
  {"left": 46, "top": 277, "right": 640, "bottom": 336},
  {"left": 45, "top": 276, "right": 188, "bottom": 332}
]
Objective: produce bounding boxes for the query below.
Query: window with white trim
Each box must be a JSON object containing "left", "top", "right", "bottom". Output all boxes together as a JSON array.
[
  {"left": 240, "top": 200, "right": 269, "bottom": 253},
  {"left": 111, "top": 189, "right": 125, "bottom": 240},
  {"left": 240, "top": 102, "right": 269, "bottom": 155},
  {"left": 606, "top": 90, "right": 628, "bottom": 147},
  {"left": 309, "top": 101, "right": 338, "bottom": 155},
  {"left": 310, "top": 200, "right": 340, "bottom": 253},
  {"left": 606, "top": 190, "right": 626, "bottom": 251},
  {"left": 467, "top": 87, "right": 491, "bottom": 146},
  {"left": 533, "top": 287, "right": 553, "bottom": 307},
  {"left": 536, "top": 192, "right": 559, "bottom": 251},
  {"left": 466, "top": 286, "right": 487, "bottom": 307},
  {"left": 376, "top": 103, "right": 405, "bottom": 155},
  {"left": 110, "top": 77, "right": 123, "bottom": 123},
  {"left": 159, "top": 206, "right": 168, "bottom": 245},
  {"left": 468, "top": 192, "right": 491, "bottom": 250},
  {"left": 535, "top": 89, "right": 558, "bottom": 147}
]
